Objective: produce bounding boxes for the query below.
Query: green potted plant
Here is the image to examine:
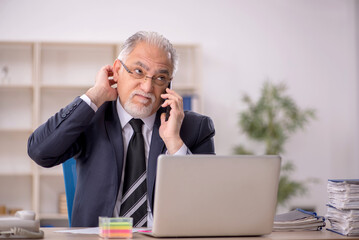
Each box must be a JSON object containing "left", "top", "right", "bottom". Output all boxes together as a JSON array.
[{"left": 234, "top": 81, "right": 316, "bottom": 206}]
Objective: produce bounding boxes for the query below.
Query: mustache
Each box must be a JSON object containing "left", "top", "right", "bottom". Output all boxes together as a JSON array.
[{"left": 129, "top": 89, "right": 155, "bottom": 103}]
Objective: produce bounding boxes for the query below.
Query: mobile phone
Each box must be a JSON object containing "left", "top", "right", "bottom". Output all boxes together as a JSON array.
[{"left": 164, "top": 82, "right": 172, "bottom": 121}]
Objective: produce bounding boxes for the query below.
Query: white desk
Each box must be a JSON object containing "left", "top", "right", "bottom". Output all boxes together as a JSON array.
[{"left": 40, "top": 228, "right": 359, "bottom": 240}]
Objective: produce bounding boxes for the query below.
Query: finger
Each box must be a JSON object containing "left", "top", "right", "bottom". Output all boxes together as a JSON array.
[
  {"left": 103, "top": 65, "right": 113, "bottom": 75},
  {"left": 161, "top": 98, "right": 180, "bottom": 108},
  {"left": 108, "top": 79, "right": 116, "bottom": 86},
  {"left": 165, "top": 88, "right": 182, "bottom": 99},
  {"left": 160, "top": 113, "right": 167, "bottom": 125},
  {"left": 162, "top": 99, "right": 182, "bottom": 115},
  {"left": 162, "top": 97, "right": 183, "bottom": 112},
  {"left": 103, "top": 64, "right": 113, "bottom": 70},
  {"left": 161, "top": 93, "right": 182, "bottom": 102},
  {"left": 161, "top": 98, "right": 172, "bottom": 108},
  {"left": 162, "top": 89, "right": 183, "bottom": 101},
  {"left": 161, "top": 95, "right": 172, "bottom": 104}
]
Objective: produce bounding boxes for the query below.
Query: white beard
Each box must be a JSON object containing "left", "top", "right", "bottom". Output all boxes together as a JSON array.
[{"left": 123, "top": 89, "right": 156, "bottom": 118}]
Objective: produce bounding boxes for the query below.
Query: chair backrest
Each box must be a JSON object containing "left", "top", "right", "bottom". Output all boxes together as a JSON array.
[{"left": 62, "top": 158, "right": 77, "bottom": 227}]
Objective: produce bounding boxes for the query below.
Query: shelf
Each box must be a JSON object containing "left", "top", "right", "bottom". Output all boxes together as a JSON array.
[
  {"left": 173, "top": 46, "right": 198, "bottom": 90},
  {"left": 39, "top": 174, "right": 66, "bottom": 214},
  {"left": 173, "top": 85, "right": 197, "bottom": 93},
  {"left": 40, "top": 43, "right": 115, "bottom": 86},
  {"left": 40, "top": 172, "right": 64, "bottom": 177},
  {"left": 39, "top": 213, "right": 68, "bottom": 220},
  {"left": 39, "top": 164, "right": 63, "bottom": 176},
  {"left": 0, "top": 132, "right": 33, "bottom": 174},
  {"left": 0, "top": 41, "right": 202, "bottom": 221},
  {"left": 40, "top": 84, "right": 91, "bottom": 90},
  {"left": 40, "top": 171, "right": 63, "bottom": 177},
  {"left": 0, "top": 84, "right": 33, "bottom": 90},
  {"left": 0, "top": 87, "right": 33, "bottom": 129},
  {"left": 0, "top": 159, "right": 33, "bottom": 174},
  {"left": 0, "top": 171, "right": 32, "bottom": 177},
  {"left": 0, "top": 128, "right": 32, "bottom": 133},
  {"left": 0, "top": 175, "right": 32, "bottom": 211},
  {"left": 0, "top": 43, "right": 33, "bottom": 86},
  {"left": 39, "top": 213, "right": 69, "bottom": 227},
  {"left": 40, "top": 88, "right": 87, "bottom": 123}
]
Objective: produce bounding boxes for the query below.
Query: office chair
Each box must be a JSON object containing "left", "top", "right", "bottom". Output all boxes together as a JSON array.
[{"left": 62, "top": 158, "right": 77, "bottom": 227}]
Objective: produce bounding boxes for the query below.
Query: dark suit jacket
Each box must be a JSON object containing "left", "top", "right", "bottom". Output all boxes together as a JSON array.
[{"left": 28, "top": 97, "right": 215, "bottom": 227}]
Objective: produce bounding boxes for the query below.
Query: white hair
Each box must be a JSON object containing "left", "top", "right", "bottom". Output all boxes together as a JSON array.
[{"left": 117, "top": 31, "right": 178, "bottom": 77}]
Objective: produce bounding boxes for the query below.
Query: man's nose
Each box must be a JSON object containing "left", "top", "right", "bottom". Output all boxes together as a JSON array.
[{"left": 140, "top": 77, "right": 154, "bottom": 92}]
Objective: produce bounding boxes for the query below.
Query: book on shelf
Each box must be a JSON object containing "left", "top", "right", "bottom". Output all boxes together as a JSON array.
[
  {"left": 326, "top": 179, "right": 359, "bottom": 236},
  {"left": 273, "top": 208, "right": 325, "bottom": 231},
  {"left": 58, "top": 193, "right": 67, "bottom": 215}
]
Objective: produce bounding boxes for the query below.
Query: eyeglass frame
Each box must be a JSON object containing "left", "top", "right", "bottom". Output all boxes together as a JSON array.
[{"left": 118, "top": 59, "right": 172, "bottom": 87}]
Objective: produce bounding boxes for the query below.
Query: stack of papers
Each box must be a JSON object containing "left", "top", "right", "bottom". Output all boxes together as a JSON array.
[
  {"left": 273, "top": 208, "right": 325, "bottom": 231},
  {"left": 326, "top": 179, "right": 359, "bottom": 236}
]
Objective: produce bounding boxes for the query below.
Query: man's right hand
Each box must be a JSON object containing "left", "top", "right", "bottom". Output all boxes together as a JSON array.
[{"left": 85, "top": 65, "right": 118, "bottom": 108}]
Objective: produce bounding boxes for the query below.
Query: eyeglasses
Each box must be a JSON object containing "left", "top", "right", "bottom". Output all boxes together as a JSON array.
[{"left": 119, "top": 60, "right": 172, "bottom": 87}]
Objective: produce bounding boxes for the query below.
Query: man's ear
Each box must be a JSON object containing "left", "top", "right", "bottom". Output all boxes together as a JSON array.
[{"left": 112, "top": 59, "right": 121, "bottom": 82}]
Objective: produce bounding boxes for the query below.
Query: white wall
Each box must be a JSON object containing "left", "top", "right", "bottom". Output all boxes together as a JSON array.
[{"left": 0, "top": 0, "right": 358, "bottom": 215}]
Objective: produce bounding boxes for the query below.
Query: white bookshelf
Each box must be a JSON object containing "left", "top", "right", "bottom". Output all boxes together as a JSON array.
[{"left": 0, "top": 41, "right": 201, "bottom": 223}]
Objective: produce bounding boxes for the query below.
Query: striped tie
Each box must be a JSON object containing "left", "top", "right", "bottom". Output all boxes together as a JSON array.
[{"left": 120, "top": 118, "right": 147, "bottom": 227}]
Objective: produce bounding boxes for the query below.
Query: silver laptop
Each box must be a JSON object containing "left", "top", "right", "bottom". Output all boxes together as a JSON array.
[{"left": 143, "top": 155, "right": 281, "bottom": 237}]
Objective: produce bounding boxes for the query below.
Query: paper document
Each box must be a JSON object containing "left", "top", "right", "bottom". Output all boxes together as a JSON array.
[
  {"left": 326, "top": 179, "right": 359, "bottom": 236},
  {"left": 55, "top": 227, "right": 147, "bottom": 234},
  {"left": 273, "top": 208, "right": 325, "bottom": 231},
  {"left": 55, "top": 228, "right": 99, "bottom": 234}
]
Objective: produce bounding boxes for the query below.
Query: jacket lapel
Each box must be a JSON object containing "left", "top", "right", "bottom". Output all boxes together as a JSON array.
[
  {"left": 104, "top": 101, "right": 124, "bottom": 215},
  {"left": 147, "top": 110, "right": 166, "bottom": 212}
]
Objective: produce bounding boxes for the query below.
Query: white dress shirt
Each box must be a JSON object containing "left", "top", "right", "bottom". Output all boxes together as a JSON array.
[{"left": 80, "top": 95, "right": 188, "bottom": 227}]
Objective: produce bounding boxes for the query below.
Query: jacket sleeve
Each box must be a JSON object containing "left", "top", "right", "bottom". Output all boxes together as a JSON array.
[
  {"left": 27, "top": 97, "right": 95, "bottom": 168},
  {"left": 181, "top": 112, "right": 216, "bottom": 154}
]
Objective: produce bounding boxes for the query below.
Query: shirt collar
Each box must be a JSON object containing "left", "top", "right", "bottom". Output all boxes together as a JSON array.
[{"left": 116, "top": 97, "right": 156, "bottom": 131}]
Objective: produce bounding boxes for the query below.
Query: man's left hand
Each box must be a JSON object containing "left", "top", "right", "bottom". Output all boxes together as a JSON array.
[{"left": 159, "top": 88, "right": 185, "bottom": 154}]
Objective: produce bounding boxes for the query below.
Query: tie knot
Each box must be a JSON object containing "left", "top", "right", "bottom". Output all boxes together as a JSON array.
[{"left": 129, "top": 119, "right": 143, "bottom": 133}]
